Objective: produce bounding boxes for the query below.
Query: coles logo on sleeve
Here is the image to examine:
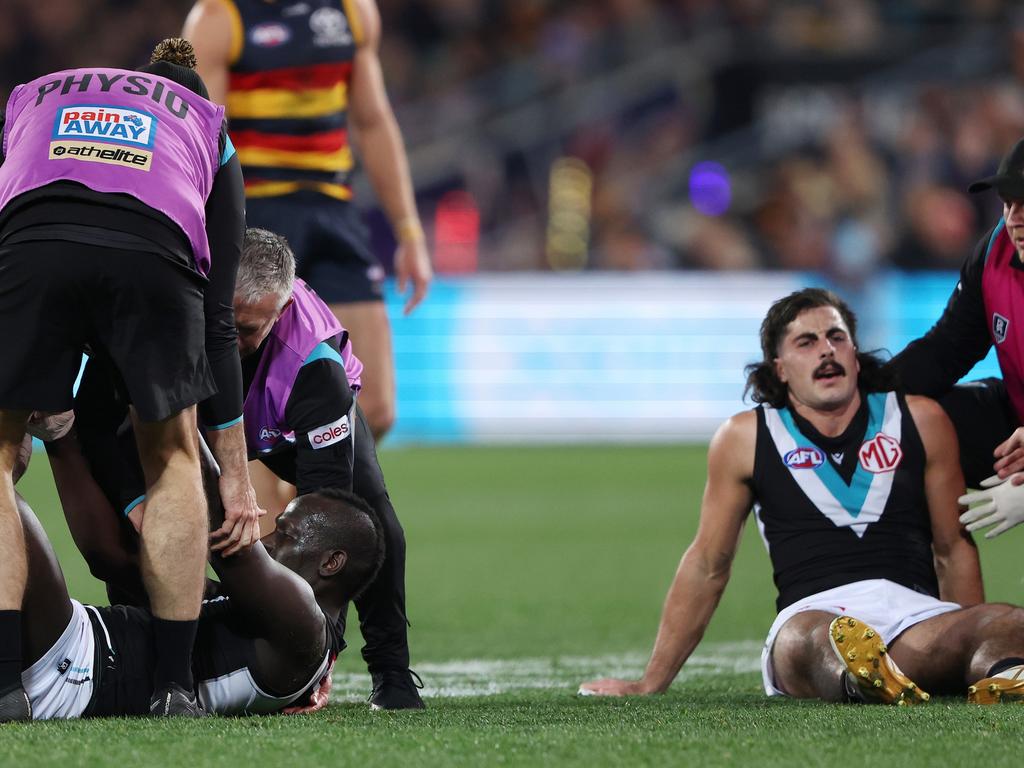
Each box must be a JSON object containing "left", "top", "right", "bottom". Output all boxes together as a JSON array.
[
  {"left": 310, "top": 414, "right": 350, "bottom": 450},
  {"left": 784, "top": 447, "right": 825, "bottom": 470}
]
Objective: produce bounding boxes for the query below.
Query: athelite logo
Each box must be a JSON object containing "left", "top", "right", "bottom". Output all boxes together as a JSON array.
[
  {"left": 251, "top": 22, "right": 291, "bottom": 47},
  {"left": 784, "top": 447, "right": 825, "bottom": 470},
  {"left": 310, "top": 414, "right": 350, "bottom": 450},
  {"left": 858, "top": 433, "right": 902, "bottom": 473}
]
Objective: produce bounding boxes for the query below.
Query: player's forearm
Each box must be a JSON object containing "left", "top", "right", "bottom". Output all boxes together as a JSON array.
[
  {"left": 934, "top": 539, "right": 984, "bottom": 606},
  {"left": 639, "top": 548, "right": 731, "bottom": 693},
  {"left": 204, "top": 421, "right": 252, "bottom": 486},
  {"left": 356, "top": 114, "right": 421, "bottom": 234}
]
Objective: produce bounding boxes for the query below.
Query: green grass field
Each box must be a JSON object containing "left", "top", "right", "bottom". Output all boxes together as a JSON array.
[{"left": 5, "top": 444, "right": 1024, "bottom": 767}]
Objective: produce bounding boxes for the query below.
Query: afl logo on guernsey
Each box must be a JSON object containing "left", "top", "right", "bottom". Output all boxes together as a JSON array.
[
  {"left": 993, "top": 313, "right": 1009, "bottom": 344},
  {"left": 259, "top": 427, "right": 282, "bottom": 441},
  {"left": 784, "top": 447, "right": 825, "bottom": 469},
  {"left": 251, "top": 22, "right": 291, "bottom": 47},
  {"left": 858, "top": 433, "right": 902, "bottom": 473}
]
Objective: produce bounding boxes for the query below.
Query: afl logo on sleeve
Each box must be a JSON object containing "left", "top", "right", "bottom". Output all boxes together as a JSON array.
[
  {"left": 858, "top": 433, "right": 902, "bottom": 473},
  {"left": 309, "top": 414, "right": 350, "bottom": 449},
  {"left": 784, "top": 447, "right": 825, "bottom": 469},
  {"left": 993, "top": 313, "right": 1009, "bottom": 344}
]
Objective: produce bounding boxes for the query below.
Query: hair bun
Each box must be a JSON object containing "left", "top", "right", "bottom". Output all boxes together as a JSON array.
[{"left": 150, "top": 38, "right": 197, "bottom": 70}]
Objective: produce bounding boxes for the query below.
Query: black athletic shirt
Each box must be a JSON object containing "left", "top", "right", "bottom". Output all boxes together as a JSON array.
[
  {"left": 241, "top": 332, "right": 356, "bottom": 493},
  {"left": 752, "top": 391, "right": 938, "bottom": 611},
  {"left": 84, "top": 593, "right": 344, "bottom": 717}
]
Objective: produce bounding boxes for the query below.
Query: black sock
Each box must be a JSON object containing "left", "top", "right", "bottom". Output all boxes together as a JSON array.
[
  {"left": 839, "top": 671, "right": 864, "bottom": 703},
  {"left": 151, "top": 617, "right": 197, "bottom": 693},
  {"left": 0, "top": 611, "right": 22, "bottom": 697},
  {"left": 985, "top": 657, "right": 1024, "bottom": 678}
]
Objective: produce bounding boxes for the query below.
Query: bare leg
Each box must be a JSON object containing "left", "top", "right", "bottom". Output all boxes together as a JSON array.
[
  {"left": 131, "top": 406, "right": 206, "bottom": 622},
  {"left": 889, "top": 603, "right": 1024, "bottom": 693},
  {"left": 770, "top": 611, "right": 847, "bottom": 701},
  {"left": 0, "top": 410, "right": 29, "bottom": 612},
  {"left": 330, "top": 301, "right": 395, "bottom": 440},
  {"left": 17, "top": 494, "right": 73, "bottom": 667}
]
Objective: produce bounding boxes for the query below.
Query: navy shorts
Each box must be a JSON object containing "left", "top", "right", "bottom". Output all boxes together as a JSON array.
[{"left": 245, "top": 192, "right": 384, "bottom": 304}]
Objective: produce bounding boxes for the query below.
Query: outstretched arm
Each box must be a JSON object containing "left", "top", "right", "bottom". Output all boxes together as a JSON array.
[
  {"left": 579, "top": 412, "right": 756, "bottom": 696},
  {"left": 348, "top": 0, "right": 431, "bottom": 314},
  {"left": 44, "top": 425, "right": 143, "bottom": 597},
  {"left": 199, "top": 442, "right": 326, "bottom": 651}
]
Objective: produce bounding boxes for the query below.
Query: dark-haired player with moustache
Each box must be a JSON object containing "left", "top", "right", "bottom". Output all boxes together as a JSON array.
[
  {"left": 69, "top": 228, "right": 423, "bottom": 710},
  {"left": 890, "top": 137, "right": 1024, "bottom": 539},
  {"left": 5, "top": 429, "right": 382, "bottom": 720},
  {"left": 0, "top": 39, "right": 263, "bottom": 719},
  {"left": 183, "top": 0, "right": 432, "bottom": 448},
  {"left": 581, "top": 289, "right": 1024, "bottom": 704}
]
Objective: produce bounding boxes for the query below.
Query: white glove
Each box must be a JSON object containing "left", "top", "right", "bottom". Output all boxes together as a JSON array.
[
  {"left": 958, "top": 474, "right": 1024, "bottom": 539},
  {"left": 25, "top": 410, "right": 75, "bottom": 442}
]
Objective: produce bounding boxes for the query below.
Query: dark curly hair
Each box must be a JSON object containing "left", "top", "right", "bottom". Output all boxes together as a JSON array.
[{"left": 744, "top": 288, "right": 896, "bottom": 408}]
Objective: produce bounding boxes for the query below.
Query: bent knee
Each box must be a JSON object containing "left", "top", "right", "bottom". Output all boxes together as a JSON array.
[{"left": 82, "top": 545, "right": 135, "bottom": 584}]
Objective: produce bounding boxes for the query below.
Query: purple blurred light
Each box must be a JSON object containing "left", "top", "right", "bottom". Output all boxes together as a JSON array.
[{"left": 688, "top": 161, "right": 731, "bottom": 216}]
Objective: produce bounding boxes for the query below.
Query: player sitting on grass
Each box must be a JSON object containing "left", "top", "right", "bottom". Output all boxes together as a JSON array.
[
  {"left": 0, "top": 426, "right": 382, "bottom": 721},
  {"left": 580, "top": 288, "right": 1024, "bottom": 705}
]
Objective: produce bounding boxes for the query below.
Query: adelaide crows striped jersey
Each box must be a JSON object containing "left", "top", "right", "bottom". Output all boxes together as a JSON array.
[
  {"left": 752, "top": 392, "right": 938, "bottom": 612},
  {"left": 221, "top": 0, "right": 362, "bottom": 200}
]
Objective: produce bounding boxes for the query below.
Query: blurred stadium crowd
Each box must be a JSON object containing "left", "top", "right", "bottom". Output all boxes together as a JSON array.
[{"left": 2, "top": 0, "right": 1023, "bottom": 275}]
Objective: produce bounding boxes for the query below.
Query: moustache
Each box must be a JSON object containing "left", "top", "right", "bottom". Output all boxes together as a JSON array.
[{"left": 813, "top": 361, "right": 846, "bottom": 379}]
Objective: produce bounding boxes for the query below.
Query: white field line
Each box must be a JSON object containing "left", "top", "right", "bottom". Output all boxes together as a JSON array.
[{"left": 331, "top": 640, "right": 762, "bottom": 700}]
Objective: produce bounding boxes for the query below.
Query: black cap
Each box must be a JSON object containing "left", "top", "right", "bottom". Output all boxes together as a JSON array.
[
  {"left": 136, "top": 60, "right": 209, "bottom": 101},
  {"left": 969, "top": 138, "right": 1024, "bottom": 199}
]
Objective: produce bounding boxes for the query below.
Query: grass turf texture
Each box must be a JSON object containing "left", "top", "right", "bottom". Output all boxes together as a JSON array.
[{"left": 6, "top": 444, "right": 1024, "bottom": 766}]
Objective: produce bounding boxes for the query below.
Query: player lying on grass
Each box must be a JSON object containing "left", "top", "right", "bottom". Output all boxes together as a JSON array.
[
  {"left": 580, "top": 288, "right": 1024, "bottom": 705},
  {"left": 0, "top": 426, "right": 382, "bottom": 721},
  {"left": 65, "top": 227, "right": 422, "bottom": 710}
]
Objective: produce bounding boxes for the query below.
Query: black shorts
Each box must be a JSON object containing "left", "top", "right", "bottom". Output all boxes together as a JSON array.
[
  {"left": 84, "top": 604, "right": 154, "bottom": 718},
  {"left": 937, "top": 378, "right": 1019, "bottom": 488},
  {"left": 245, "top": 192, "right": 384, "bottom": 304},
  {"left": 0, "top": 238, "right": 215, "bottom": 421}
]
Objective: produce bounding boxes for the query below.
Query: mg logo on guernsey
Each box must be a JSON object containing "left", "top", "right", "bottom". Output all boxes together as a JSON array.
[
  {"left": 784, "top": 446, "right": 825, "bottom": 470},
  {"left": 53, "top": 106, "right": 157, "bottom": 147},
  {"left": 858, "top": 433, "right": 902, "bottom": 474}
]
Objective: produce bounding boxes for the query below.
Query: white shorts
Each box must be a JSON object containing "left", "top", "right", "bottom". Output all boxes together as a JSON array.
[
  {"left": 761, "top": 579, "right": 961, "bottom": 696},
  {"left": 22, "top": 600, "right": 96, "bottom": 720}
]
